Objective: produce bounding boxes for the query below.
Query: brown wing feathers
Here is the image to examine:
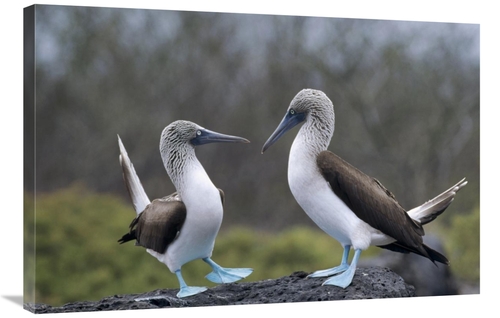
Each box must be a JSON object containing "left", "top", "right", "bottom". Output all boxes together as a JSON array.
[
  {"left": 119, "top": 188, "right": 224, "bottom": 254},
  {"left": 118, "top": 199, "right": 187, "bottom": 254},
  {"left": 317, "top": 150, "right": 448, "bottom": 265}
]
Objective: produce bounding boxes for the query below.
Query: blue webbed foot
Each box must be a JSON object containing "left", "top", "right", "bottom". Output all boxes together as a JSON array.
[
  {"left": 322, "top": 266, "right": 356, "bottom": 288},
  {"left": 308, "top": 264, "right": 349, "bottom": 278},
  {"left": 205, "top": 267, "right": 253, "bottom": 284},
  {"left": 203, "top": 258, "right": 253, "bottom": 284},
  {"left": 308, "top": 245, "right": 351, "bottom": 278},
  {"left": 322, "top": 249, "right": 361, "bottom": 289},
  {"left": 176, "top": 285, "right": 208, "bottom": 298},
  {"left": 174, "top": 269, "right": 207, "bottom": 298}
]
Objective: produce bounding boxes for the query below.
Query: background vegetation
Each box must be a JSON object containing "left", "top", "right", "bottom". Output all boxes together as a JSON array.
[
  {"left": 25, "top": 5, "right": 479, "bottom": 306},
  {"left": 25, "top": 185, "right": 478, "bottom": 306}
]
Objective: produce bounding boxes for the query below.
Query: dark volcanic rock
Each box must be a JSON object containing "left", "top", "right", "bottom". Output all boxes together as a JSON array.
[
  {"left": 360, "top": 235, "right": 460, "bottom": 296},
  {"left": 24, "top": 267, "right": 415, "bottom": 314}
]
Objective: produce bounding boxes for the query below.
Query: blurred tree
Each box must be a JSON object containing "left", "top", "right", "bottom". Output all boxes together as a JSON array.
[{"left": 32, "top": 5, "right": 479, "bottom": 229}]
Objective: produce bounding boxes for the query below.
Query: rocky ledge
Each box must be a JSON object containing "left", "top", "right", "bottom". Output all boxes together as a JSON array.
[{"left": 24, "top": 267, "right": 415, "bottom": 314}]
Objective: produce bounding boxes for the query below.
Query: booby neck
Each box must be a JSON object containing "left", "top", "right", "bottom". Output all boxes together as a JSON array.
[{"left": 160, "top": 124, "right": 212, "bottom": 197}]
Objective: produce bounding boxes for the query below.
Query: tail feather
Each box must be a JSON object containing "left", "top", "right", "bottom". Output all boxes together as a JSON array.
[
  {"left": 407, "top": 178, "right": 467, "bottom": 225},
  {"left": 118, "top": 230, "right": 137, "bottom": 244},
  {"left": 118, "top": 135, "right": 151, "bottom": 215},
  {"left": 423, "top": 244, "right": 449, "bottom": 265},
  {"left": 379, "top": 242, "right": 449, "bottom": 265}
]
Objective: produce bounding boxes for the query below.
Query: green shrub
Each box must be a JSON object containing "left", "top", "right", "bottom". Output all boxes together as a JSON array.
[
  {"left": 26, "top": 184, "right": 182, "bottom": 305},
  {"left": 26, "top": 184, "right": 478, "bottom": 306},
  {"left": 26, "top": 185, "right": 354, "bottom": 306},
  {"left": 444, "top": 206, "right": 480, "bottom": 282}
]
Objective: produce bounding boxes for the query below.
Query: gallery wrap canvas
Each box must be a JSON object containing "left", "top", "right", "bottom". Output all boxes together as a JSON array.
[{"left": 23, "top": 3, "right": 479, "bottom": 316}]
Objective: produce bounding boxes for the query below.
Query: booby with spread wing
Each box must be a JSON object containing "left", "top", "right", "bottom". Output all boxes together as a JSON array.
[
  {"left": 262, "top": 88, "right": 467, "bottom": 288},
  {"left": 118, "top": 120, "right": 253, "bottom": 298}
]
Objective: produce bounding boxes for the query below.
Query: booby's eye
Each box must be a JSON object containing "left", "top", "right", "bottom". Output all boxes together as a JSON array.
[
  {"left": 290, "top": 109, "right": 295, "bottom": 115},
  {"left": 196, "top": 130, "right": 202, "bottom": 136}
]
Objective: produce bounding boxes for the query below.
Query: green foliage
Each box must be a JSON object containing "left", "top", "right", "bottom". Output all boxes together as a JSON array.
[
  {"left": 443, "top": 206, "right": 480, "bottom": 282},
  {"left": 26, "top": 185, "right": 353, "bottom": 306},
  {"left": 24, "top": 194, "right": 36, "bottom": 304},
  {"left": 215, "top": 227, "right": 342, "bottom": 281},
  {"left": 27, "top": 185, "right": 479, "bottom": 307},
  {"left": 28, "top": 184, "right": 176, "bottom": 305}
]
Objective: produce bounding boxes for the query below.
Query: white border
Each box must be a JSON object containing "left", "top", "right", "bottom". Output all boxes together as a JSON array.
[{"left": 2, "top": 1, "right": 496, "bottom": 317}]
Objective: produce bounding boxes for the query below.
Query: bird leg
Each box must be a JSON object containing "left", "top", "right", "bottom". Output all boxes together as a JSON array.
[
  {"left": 203, "top": 257, "right": 253, "bottom": 284},
  {"left": 175, "top": 270, "right": 207, "bottom": 298},
  {"left": 322, "top": 248, "right": 361, "bottom": 288},
  {"left": 308, "top": 245, "right": 351, "bottom": 278}
]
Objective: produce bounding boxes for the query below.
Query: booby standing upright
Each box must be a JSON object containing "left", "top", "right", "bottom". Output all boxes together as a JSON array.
[
  {"left": 262, "top": 89, "right": 467, "bottom": 288},
  {"left": 118, "top": 120, "right": 253, "bottom": 298}
]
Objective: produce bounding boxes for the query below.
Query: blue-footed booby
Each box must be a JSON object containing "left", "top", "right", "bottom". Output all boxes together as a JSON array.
[
  {"left": 262, "top": 88, "right": 467, "bottom": 288},
  {"left": 118, "top": 120, "right": 253, "bottom": 298}
]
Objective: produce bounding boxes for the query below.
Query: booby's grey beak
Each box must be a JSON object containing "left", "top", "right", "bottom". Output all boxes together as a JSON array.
[
  {"left": 262, "top": 109, "right": 306, "bottom": 153},
  {"left": 191, "top": 128, "right": 250, "bottom": 146}
]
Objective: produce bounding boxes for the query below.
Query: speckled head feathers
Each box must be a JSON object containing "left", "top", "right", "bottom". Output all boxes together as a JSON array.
[
  {"left": 289, "top": 89, "right": 333, "bottom": 114},
  {"left": 289, "top": 89, "right": 335, "bottom": 152}
]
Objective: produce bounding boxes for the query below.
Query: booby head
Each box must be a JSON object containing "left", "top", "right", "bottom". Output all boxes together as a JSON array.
[
  {"left": 160, "top": 120, "right": 250, "bottom": 187},
  {"left": 262, "top": 89, "right": 335, "bottom": 153},
  {"left": 161, "top": 119, "right": 250, "bottom": 150}
]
